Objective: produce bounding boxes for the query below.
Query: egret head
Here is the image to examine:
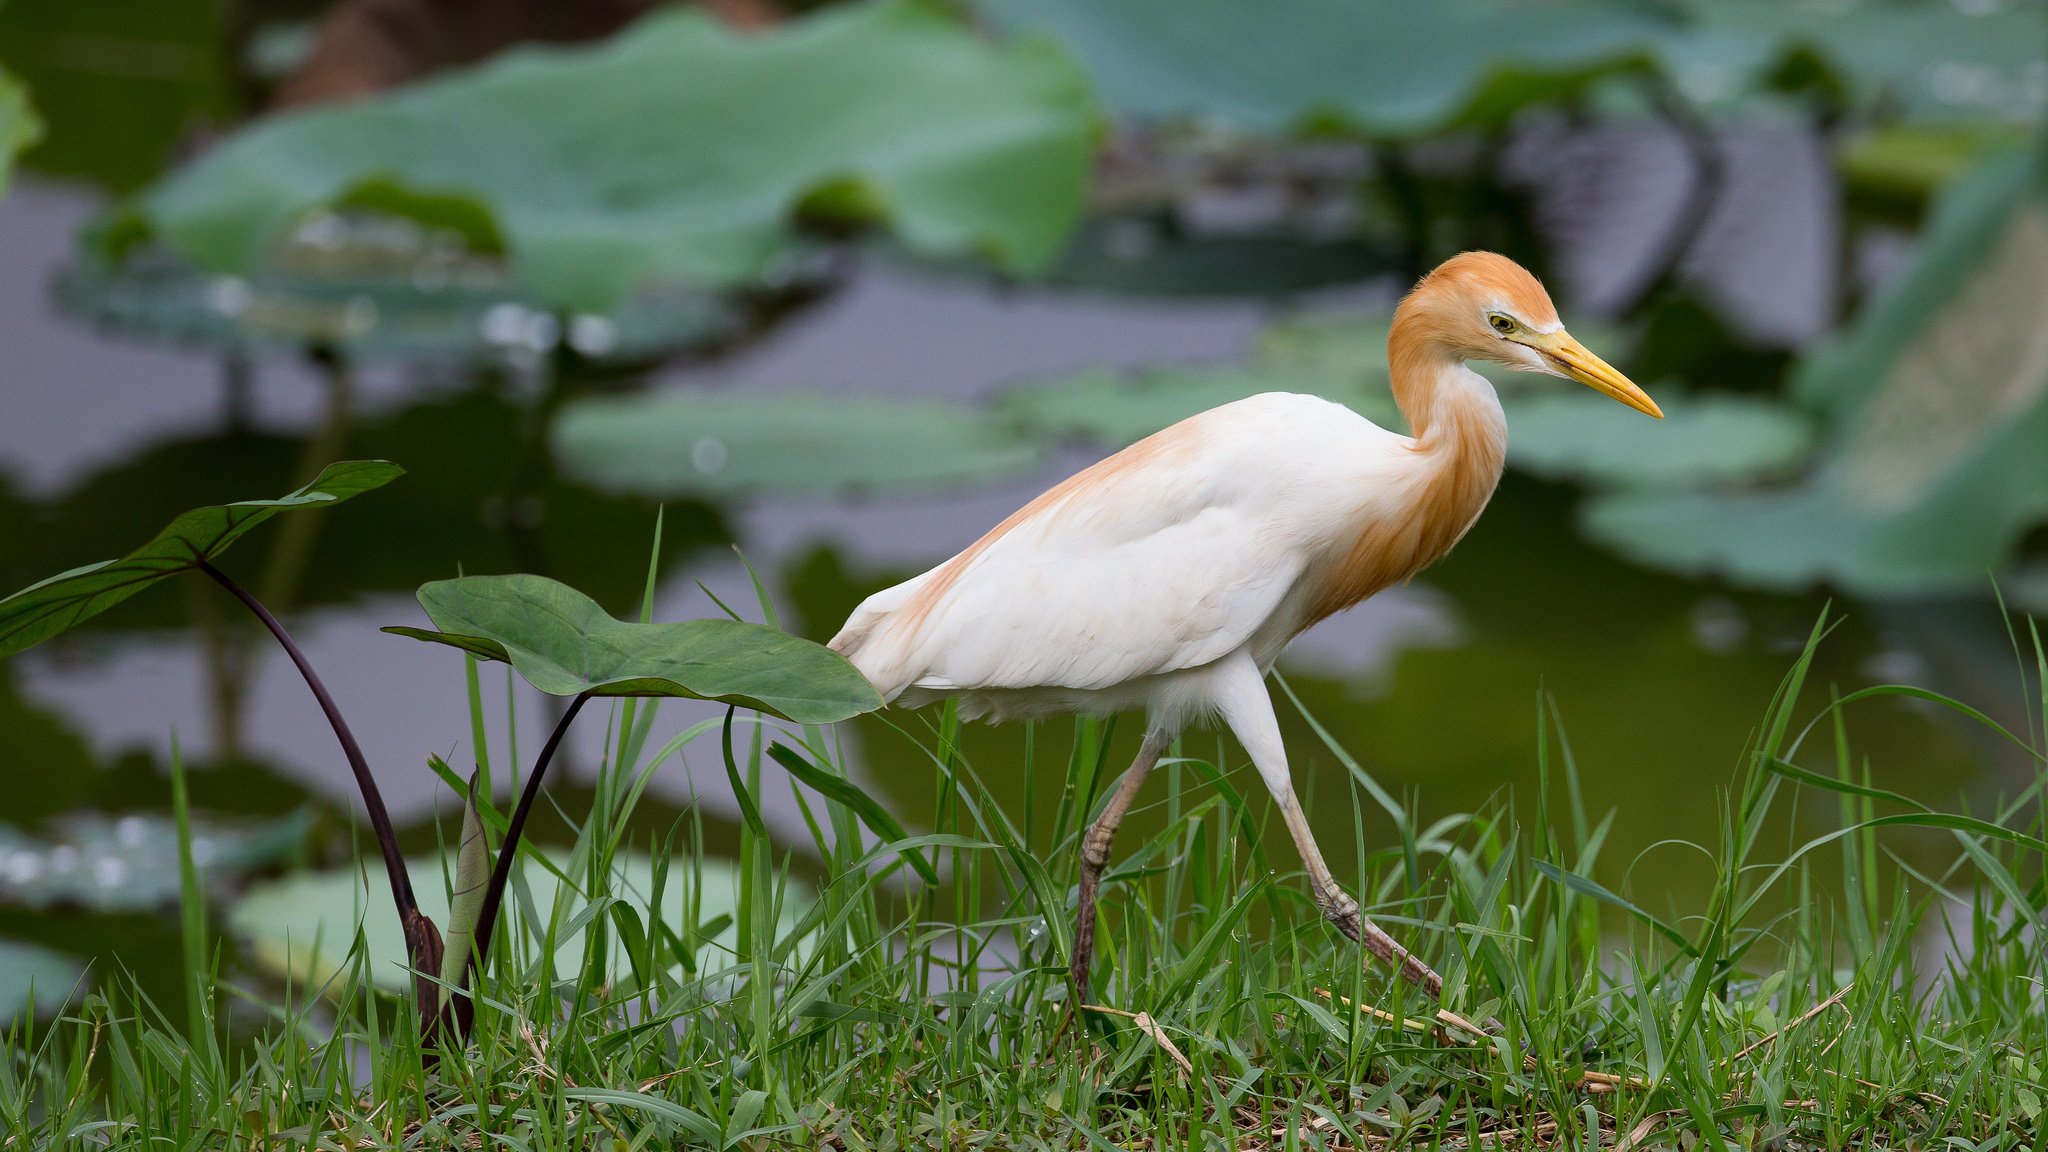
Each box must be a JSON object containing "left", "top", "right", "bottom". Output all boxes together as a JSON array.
[{"left": 1400, "top": 251, "right": 1662, "bottom": 418}]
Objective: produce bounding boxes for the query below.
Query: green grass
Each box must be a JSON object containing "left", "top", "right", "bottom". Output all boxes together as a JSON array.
[{"left": 3, "top": 611, "right": 2046, "bottom": 1150}]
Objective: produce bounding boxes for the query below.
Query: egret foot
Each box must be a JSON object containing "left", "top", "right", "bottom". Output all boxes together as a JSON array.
[{"left": 1317, "top": 884, "right": 1444, "bottom": 999}]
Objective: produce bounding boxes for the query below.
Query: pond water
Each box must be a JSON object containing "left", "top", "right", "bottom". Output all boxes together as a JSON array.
[{"left": 0, "top": 141, "right": 2030, "bottom": 1016}]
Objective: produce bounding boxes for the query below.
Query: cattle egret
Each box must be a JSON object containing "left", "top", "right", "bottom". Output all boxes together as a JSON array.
[{"left": 831, "top": 252, "right": 1661, "bottom": 1004}]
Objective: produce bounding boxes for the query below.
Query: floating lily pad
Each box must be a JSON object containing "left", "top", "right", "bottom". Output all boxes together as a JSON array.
[
  {"left": 553, "top": 391, "right": 1045, "bottom": 498},
  {"left": 998, "top": 363, "right": 1377, "bottom": 446},
  {"left": 970, "top": 0, "right": 1659, "bottom": 136},
  {"left": 1586, "top": 143, "right": 2048, "bottom": 596},
  {"left": 1500, "top": 390, "right": 1811, "bottom": 488},
  {"left": 972, "top": 0, "right": 2048, "bottom": 136},
  {"left": 0, "top": 810, "right": 311, "bottom": 912},
  {"left": 1671, "top": 0, "right": 2048, "bottom": 126},
  {"left": 138, "top": 0, "right": 1095, "bottom": 312},
  {"left": 0, "top": 460, "right": 402, "bottom": 660},
  {"left": 231, "top": 850, "right": 803, "bottom": 992},
  {"left": 998, "top": 310, "right": 1800, "bottom": 491},
  {"left": 55, "top": 238, "right": 756, "bottom": 363},
  {"left": 385, "top": 573, "right": 882, "bottom": 724},
  {"left": 0, "top": 938, "right": 83, "bottom": 1018}
]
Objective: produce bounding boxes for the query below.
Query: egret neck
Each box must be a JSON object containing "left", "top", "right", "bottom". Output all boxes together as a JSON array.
[{"left": 1299, "top": 303, "right": 1509, "bottom": 629}]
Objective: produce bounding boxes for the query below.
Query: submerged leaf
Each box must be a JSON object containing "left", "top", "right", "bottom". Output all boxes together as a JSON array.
[
  {"left": 1586, "top": 144, "right": 2048, "bottom": 595},
  {"left": 553, "top": 391, "right": 1044, "bottom": 498},
  {"left": 140, "top": 0, "right": 1096, "bottom": 311},
  {"left": 385, "top": 574, "right": 882, "bottom": 724},
  {"left": 0, "top": 459, "right": 402, "bottom": 660}
]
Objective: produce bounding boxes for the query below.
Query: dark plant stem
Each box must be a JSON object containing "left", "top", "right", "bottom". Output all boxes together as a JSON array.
[
  {"left": 196, "top": 561, "right": 429, "bottom": 962},
  {"left": 466, "top": 691, "right": 591, "bottom": 994}
]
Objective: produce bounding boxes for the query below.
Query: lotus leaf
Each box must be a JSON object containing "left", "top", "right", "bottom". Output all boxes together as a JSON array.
[
  {"left": 1670, "top": 1, "right": 2048, "bottom": 126},
  {"left": 232, "top": 850, "right": 806, "bottom": 993},
  {"left": 0, "top": 811, "right": 311, "bottom": 913},
  {"left": 138, "top": 0, "right": 1096, "bottom": 312},
  {"left": 998, "top": 312, "right": 1806, "bottom": 489},
  {"left": 385, "top": 574, "right": 882, "bottom": 724},
  {"left": 1499, "top": 390, "right": 1810, "bottom": 487},
  {"left": 1585, "top": 143, "right": 2048, "bottom": 596},
  {"left": 0, "top": 938, "right": 82, "bottom": 1018},
  {"left": 970, "top": 0, "right": 1660, "bottom": 136},
  {"left": 0, "top": 460, "right": 403, "bottom": 660},
  {"left": 553, "top": 391, "right": 1044, "bottom": 498}
]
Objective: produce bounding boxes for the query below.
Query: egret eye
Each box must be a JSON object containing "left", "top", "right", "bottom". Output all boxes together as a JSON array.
[{"left": 1488, "top": 314, "right": 1517, "bottom": 335}]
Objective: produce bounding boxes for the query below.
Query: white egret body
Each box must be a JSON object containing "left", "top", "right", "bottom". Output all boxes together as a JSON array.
[{"left": 831, "top": 252, "right": 1661, "bottom": 1001}]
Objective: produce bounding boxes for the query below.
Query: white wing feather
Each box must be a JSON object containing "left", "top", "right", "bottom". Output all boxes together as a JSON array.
[{"left": 831, "top": 393, "right": 1410, "bottom": 700}]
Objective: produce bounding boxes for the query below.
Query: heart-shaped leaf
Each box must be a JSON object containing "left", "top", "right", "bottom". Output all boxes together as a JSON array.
[
  {"left": 385, "top": 574, "right": 882, "bottom": 724},
  {"left": 0, "top": 460, "right": 403, "bottom": 660}
]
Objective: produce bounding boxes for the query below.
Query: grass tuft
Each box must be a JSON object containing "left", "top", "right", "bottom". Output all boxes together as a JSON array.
[{"left": 7, "top": 613, "right": 2046, "bottom": 1148}]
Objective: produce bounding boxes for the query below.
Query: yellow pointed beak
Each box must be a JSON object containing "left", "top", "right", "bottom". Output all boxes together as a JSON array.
[{"left": 1525, "top": 330, "right": 1663, "bottom": 418}]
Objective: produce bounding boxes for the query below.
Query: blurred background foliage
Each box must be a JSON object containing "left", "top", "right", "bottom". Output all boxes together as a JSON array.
[{"left": 1, "top": 0, "right": 2045, "bottom": 1017}]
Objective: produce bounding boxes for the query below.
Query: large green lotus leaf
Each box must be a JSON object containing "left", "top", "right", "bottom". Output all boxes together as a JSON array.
[
  {"left": 553, "top": 391, "right": 1044, "bottom": 498},
  {"left": 0, "top": 938, "right": 82, "bottom": 1018},
  {"left": 1500, "top": 390, "right": 1810, "bottom": 487},
  {"left": 0, "top": 460, "right": 403, "bottom": 660},
  {"left": 139, "top": 0, "right": 1095, "bottom": 312},
  {"left": 0, "top": 64, "right": 35, "bottom": 199},
  {"left": 970, "top": 0, "right": 1660, "bottom": 136},
  {"left": 231, "top": 850, "right": 806, "bottom": 993},
  {"left": 1669, "top": 1, "right": 2048, "bottom": 126},
  {"left": 385, "top": 574, "right": 882, "bottom": 724},
  {"left": 973, "top": 0, "right": 2048, "bottom": 138},
  {"left": 1586, "top": 144, "right": 2048, "bottom": 595}
]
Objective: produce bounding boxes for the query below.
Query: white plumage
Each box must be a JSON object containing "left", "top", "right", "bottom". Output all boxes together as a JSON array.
[
  {"left": 835, "top": 392, "right": 1405, "bottom": 721},
  {"left": 830, "top": 252, "right": 1662, "bottom": 1005}
]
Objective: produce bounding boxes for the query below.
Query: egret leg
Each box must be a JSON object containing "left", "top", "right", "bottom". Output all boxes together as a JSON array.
[
  {"left": 1070, "top": 727, "right": 1173, "bottom": 1005},
  {"left": 1210, "top": 655, "right": 1444, "bottom": 998}
]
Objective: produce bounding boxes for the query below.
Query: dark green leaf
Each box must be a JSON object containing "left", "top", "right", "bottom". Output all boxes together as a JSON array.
[
  {"left": 139, "top": 0, "right": 1095, "bottom": 311},
  {"left": 386, "top": 574, "right": 882, "bottom": 724},
  {"left": 0, "top": 460, "right": 403, "bottom": 660}
]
